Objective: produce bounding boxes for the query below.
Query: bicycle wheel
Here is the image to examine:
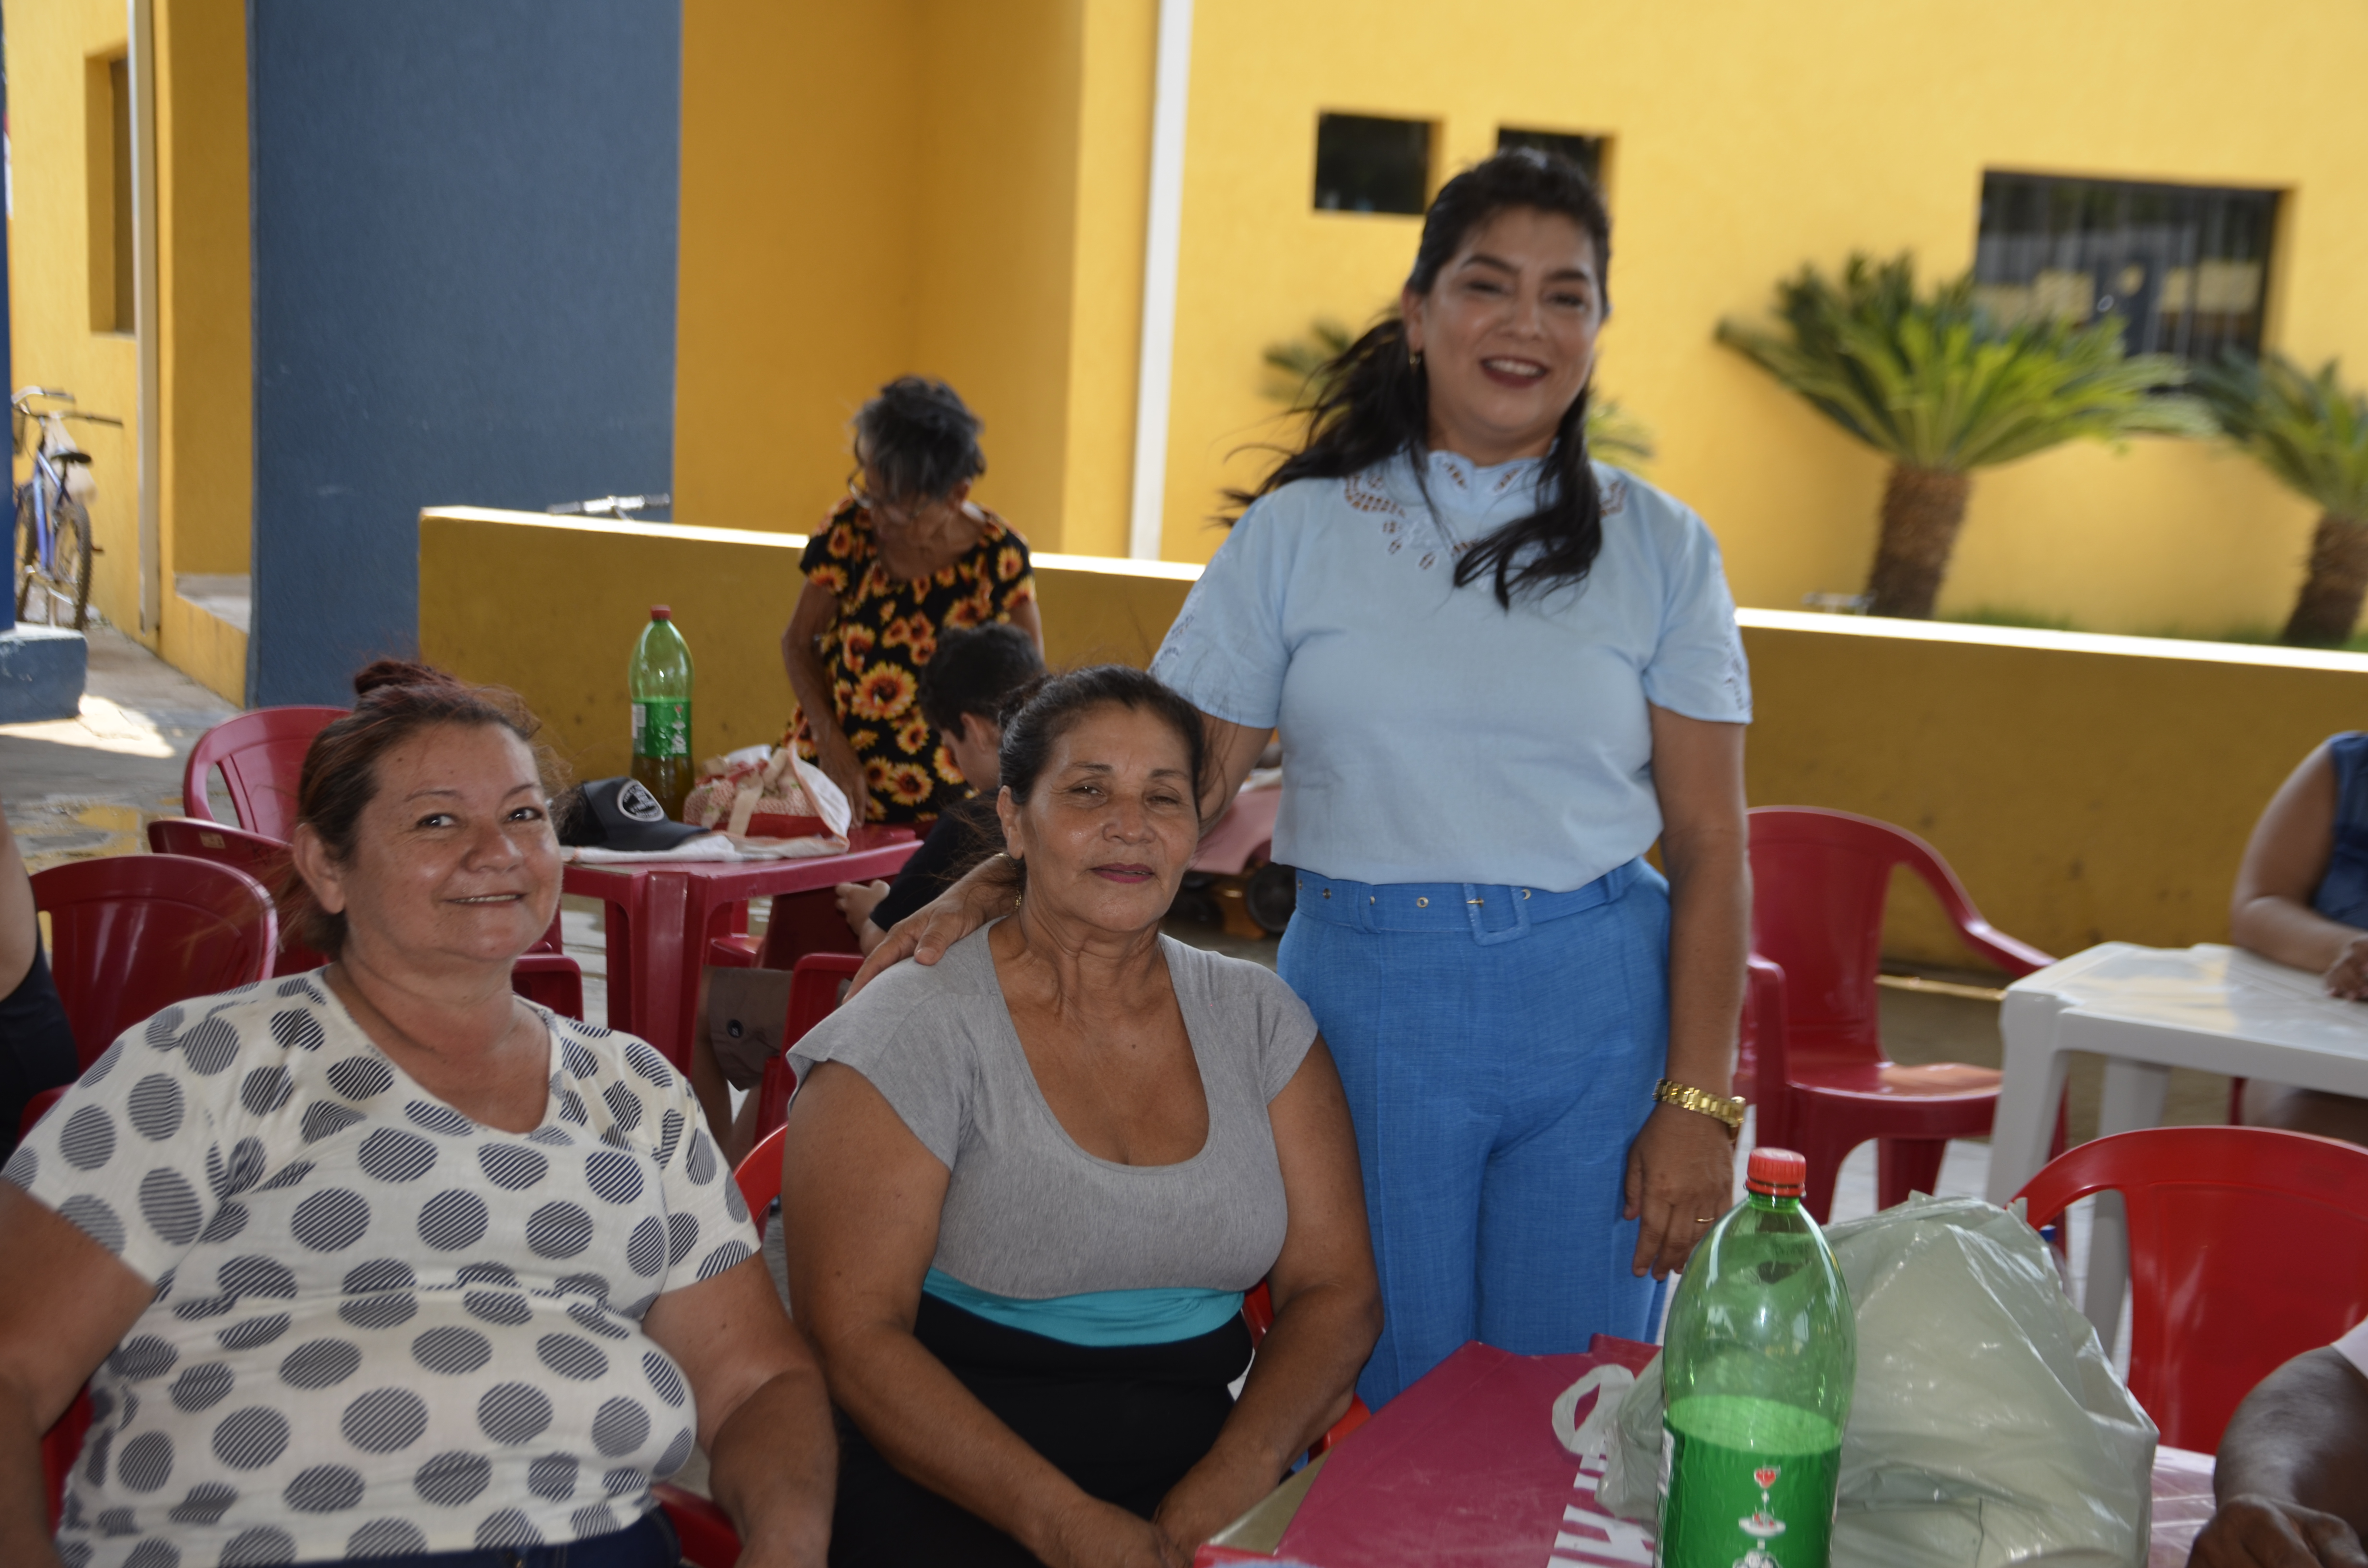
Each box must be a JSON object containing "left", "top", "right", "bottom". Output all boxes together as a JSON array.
[
  {"left": 53, "top": 498, "right": 94, "bottom": 630},
  {"left": 12, "top": 486, "right": 36, "bottom": 621}
]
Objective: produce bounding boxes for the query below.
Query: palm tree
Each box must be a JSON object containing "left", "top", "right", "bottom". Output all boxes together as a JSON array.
[
  {"left": 1260, "top": 317, "right": 1657, "bottom": 470},
  {"left": 1717, "top": 254, "right": 2210, "bottom": 618},
  {"left": 2192, "top": 353, "right": 2368, "bottom": 646}
]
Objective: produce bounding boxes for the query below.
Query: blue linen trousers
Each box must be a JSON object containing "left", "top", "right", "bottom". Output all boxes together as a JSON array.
[{"left": 1279, "top": 859, "right": 1670, "bottom": 1409}]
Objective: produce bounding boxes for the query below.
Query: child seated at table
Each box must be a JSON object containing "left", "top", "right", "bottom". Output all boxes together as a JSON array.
[
  {"left": 834, "top": 623, "right": 1045, "bottom": 954},
  {"left": 2230, "top": 732, "right": 2368, "bottom": 1145},
  {"left": 693, "top": 624, "right": 1042, "bottom": 1159}
]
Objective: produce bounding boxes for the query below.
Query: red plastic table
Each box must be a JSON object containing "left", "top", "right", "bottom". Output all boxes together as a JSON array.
[
  {"left": 561, "top": 827, "right": 920, "bottom": 1068},
  {"left": 1197, "top": 1336, "right": 2220, "bottom": 1567}
]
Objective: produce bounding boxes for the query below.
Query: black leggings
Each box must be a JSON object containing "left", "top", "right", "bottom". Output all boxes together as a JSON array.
[{"left": 827, "top": 1294, "right": 1257, "bottom": 1566}]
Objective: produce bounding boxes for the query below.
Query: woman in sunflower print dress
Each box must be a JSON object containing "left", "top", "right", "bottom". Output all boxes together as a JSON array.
[{"left": 782, "top": 377, "right": 1042, "bottom": 824}]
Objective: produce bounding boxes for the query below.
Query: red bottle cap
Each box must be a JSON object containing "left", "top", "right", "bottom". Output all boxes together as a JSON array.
[
  {"left": 1747, "top": 1148, "right": 1808, "bottom": 1198},
  {"left": 650, "top": 606, "right": 671, "bottom": 620}
]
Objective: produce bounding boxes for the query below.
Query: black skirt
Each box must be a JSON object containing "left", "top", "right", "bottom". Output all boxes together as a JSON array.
[{"left": 827, "top": 1291, "right": 1257, "bottom": 1567}]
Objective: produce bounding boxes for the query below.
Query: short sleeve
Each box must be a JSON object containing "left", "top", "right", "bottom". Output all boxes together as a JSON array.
[
  {"left": 3, "top": 1019, "right": 229, "bottom": 1284},
  {"left": 1174, "top": 945, "right": 1317, "bottom": 1103},
  {"left": 788, "top": 975, "right": 974, "bottom": 1170},
  {"left": 989, "top": 533, "right": 1035, "bottom": 612},
  {"left": 640, "top": 1052, "right": 761, "bottom": 1292},
  {"left": 2335, "top": 1316, "right": 2368, "bottom": 1380},
  {"left": 1639, "top": 502, "right": 1752, "bottom": 724},
  {"left": 1246, "top": 965, "right": 1321, "bottom": 1102},
  {"left": 800, "top": 505, "right": 859, "bottom": 594},
  {"left": 1149, "top": 498, "right": 1295, "bottom": 730}
]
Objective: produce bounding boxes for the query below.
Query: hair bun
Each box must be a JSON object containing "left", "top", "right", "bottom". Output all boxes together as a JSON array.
[{"left": 351, "top": 658, "right": 464, "bottom": 698}]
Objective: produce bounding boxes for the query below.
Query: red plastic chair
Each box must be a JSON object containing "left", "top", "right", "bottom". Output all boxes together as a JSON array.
[
  {"left": 1746, "top": 807, "right": 2056, "bottom": 1221},
  {"left": 2015, "top": 1126, "right": 2368, "bottom": 1452},
  {"left": 32, "top": 856, "right": 277, "bottom": 1064},
  {"left": 181, "top": 706, "right": 347, "bottom": 839},
  {"left": 29, "top": 856, "right": 274, "bottom": 1531},
  {"left": 748, "top": 953, "right": 865, "bottom": 1140},
  {"left": 144, "top": 818, "right": 583, "bottom": 1016}
]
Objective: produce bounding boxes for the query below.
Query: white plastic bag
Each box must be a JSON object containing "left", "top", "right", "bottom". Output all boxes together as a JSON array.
[{"left": 1599, "top": 1194, "right": 2157, "bottom": 1568}]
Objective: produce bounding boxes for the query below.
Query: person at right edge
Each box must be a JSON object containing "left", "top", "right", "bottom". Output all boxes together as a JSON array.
[
  {"left": 2228, "top": 732, "right": 2368, "bottom": 1145},
  {"left": 856, "top": 147, "right": 1751, "bottom": 1409}
]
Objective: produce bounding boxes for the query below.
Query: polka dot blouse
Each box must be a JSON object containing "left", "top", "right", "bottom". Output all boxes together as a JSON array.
[{"left": 4, "top": 972, "right": 758, "bottom": 1568}]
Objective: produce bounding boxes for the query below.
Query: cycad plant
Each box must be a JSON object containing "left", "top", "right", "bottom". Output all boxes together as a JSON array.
[
  {"left": 1260, "top": 317, "right": 1656, "bottom": 470},
  {"left": 2192, "top": 353, "right": 2368, "bottom": 646},
  {"left": 1718, "top": 254, "right": 2210, "bottom": 618}
]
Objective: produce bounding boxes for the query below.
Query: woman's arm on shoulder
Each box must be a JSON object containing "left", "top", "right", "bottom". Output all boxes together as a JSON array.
[
  {"left": 2232, "top": 743, "right": 2368, "bottom": 994},
  {"left": 1153, "top": 1037, "right": 1379, "bottom": 1554},
  {"left": 0, "top": 1183, "right": 160, "bottom": 1567},
  {"left": 781, "top": 1063, "right": 1181, "bottom": 1568}
]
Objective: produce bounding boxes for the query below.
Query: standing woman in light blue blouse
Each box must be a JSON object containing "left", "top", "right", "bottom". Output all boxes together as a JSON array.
[{"left": 861, "top": 149, "right": 1751, "bottom": 1409}]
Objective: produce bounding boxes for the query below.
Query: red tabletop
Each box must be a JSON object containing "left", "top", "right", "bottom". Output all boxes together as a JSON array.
[
  {"left": 1198, "top": 1336, "right": 2219, "bottom": 1568},
  {"left": 561, "top": 827, "right": 920, "bottom": 1067}
]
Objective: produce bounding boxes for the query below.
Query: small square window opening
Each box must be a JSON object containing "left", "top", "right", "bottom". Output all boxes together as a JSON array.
[
  {"left": 1496, "top": 127, "right": 1603, "bottom": 186},
  {"left": 1314, "top": 113, "right": 1431, "bottom": 216}
]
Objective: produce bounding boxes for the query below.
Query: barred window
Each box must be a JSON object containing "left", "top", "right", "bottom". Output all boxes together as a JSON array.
[
  {"left": 1496, "top": 127, "right": 1603, "bottom": 186},
  {"left": 1973, "top": 172, "right": 2279, "bottom": 364},
  {"left": 1313, "top": 114, "right": 1431, "bottom": 215}
]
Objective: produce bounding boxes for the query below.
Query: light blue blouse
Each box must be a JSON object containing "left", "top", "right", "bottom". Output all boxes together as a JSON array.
[{"left": 1150, "top": 451, "right": 1751, "bottom": 892}]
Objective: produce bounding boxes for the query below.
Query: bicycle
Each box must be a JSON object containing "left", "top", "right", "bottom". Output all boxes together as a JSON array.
[{"left": 12, "top": 387, "right": 121, "bottom": 630}]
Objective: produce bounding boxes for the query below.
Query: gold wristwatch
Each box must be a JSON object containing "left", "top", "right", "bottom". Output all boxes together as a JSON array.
[{"left": 1653, "top": 1078, "right": 1746, "bottom": 1142}]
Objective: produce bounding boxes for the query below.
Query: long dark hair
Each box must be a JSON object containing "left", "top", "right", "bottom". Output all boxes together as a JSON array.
[{"left": 1232, "top": 148, "right": 1613, "bottom": 607}]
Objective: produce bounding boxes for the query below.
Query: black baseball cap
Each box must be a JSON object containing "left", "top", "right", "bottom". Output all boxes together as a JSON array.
[{"left": 558, "top": 777, "right": 713, "bottom": 852}]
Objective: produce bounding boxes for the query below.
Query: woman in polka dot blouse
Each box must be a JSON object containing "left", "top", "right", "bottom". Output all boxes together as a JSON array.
[{"left": 0, "top": 663, "right": 836, "bottom": 1568}]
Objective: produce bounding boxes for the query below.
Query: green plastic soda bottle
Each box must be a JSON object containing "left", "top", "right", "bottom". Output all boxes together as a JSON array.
[
  {"left": 1657, "top": 1147, "right": 1854, "bottom": 1568},
  {"left": 629, "top": 605, "right": 695, "bottom": 820}
]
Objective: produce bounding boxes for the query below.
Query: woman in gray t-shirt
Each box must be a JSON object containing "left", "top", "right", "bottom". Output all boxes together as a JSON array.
[{"left": 783, "top": 666, "right": 1380, "bottom": 1568}]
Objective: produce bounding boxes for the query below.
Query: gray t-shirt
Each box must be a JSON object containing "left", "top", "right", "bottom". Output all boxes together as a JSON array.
[{"left": 790, "top": 926, "right": 1319, "bottom": 1299}]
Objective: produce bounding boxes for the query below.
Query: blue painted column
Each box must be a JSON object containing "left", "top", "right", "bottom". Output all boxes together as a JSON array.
[{"left": 246, "top": 1, "right": 681, "bottom": 705}]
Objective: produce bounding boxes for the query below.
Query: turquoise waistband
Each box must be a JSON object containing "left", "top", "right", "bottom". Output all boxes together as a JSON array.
[{"left": 923, "top": 1268, "right": 1246, "bottom": 1348}]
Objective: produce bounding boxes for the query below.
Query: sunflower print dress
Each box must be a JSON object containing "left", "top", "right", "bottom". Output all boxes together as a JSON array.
[{"left": 787, "top": 499, "right": 1036, "bottom": 823}]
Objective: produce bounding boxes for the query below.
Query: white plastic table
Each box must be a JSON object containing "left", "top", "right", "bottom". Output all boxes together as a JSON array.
[{"left": 1987, "top": 942, "right": 2368, "bottom": 1344}]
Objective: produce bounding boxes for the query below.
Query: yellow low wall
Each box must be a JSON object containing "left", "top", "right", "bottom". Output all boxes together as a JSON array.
[
  {"left": 416, "top": 508, "right": 1199, "bottom": 784},
  {"left": 419, "top": 508, "right": 2368, "bottom": 968},
  {"left": 159, "top": 590, "right": 248, "bottom": 706}
]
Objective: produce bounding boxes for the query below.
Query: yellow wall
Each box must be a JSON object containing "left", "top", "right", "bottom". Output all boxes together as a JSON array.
[
  {"left": 8, "top": 0, "right": 251, "bottom": 698},
  {"left": 1147, "top": 0, "right": 2368, "bottom": 637},
  {"left": 7, "top": 0, "right": 144, "bottom": 637},
  {"left": 420, "top": 509, "right": 2368, "bottom": 967},
  {"left": 673, "top": 0, "right": 1151, "bottom": 553},
  {"left": 417, "top": 508, "right": 1198, "bottom": 783},
  {"left": 154, "top": 0, "right": 251, "bottom": 584}
]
